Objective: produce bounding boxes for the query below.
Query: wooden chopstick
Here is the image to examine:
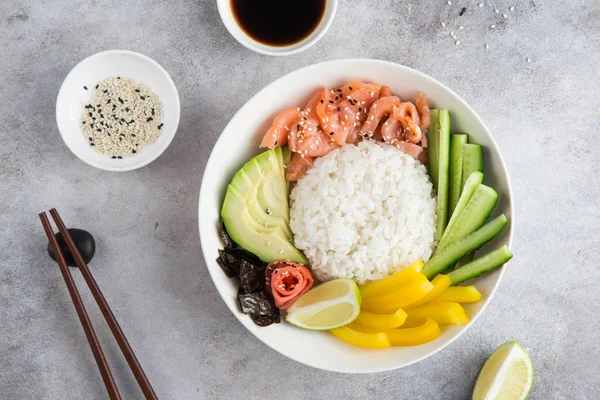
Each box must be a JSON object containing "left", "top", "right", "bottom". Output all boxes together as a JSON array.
[
  {"left": 42, "top": 209, "right": 158, "bottom": 400},
  {"left": 40, "top": 212, "right": 122, "bottom": 400}
]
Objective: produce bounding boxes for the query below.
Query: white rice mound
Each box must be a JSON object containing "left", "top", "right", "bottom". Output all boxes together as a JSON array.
[{"left": 290, "top": 141, "right": 437, "bottom": 284}]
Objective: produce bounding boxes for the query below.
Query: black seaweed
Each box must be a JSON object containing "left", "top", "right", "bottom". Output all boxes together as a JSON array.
[
  {"left": 238, "top": 290, "right": 277, "bottom": 316},
  {"left": 239, "top": 260, "right": 266, "bottom": 293},
  {"left": 217, "top": 219, "right": 280, "bottom": 326},
  {"left": 220, "top": 219, "right": 235, "bottom": 249}
]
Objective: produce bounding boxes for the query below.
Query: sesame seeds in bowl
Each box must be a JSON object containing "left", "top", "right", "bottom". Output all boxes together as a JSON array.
[{"left": 56, "top": 50, "right": 180, "bottom": 172}]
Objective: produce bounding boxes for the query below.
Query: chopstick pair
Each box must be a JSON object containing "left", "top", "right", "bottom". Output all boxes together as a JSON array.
[{"left": 40, "top": 208, "right": 158, "bottom": 400}]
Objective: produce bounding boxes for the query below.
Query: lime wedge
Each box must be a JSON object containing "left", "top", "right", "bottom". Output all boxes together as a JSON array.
[
  {"left": 473, "top": 342, "right": 533, "bottom": 400},
  {"left": 285, "top": 279, "right": 361, "bottom": 330}
]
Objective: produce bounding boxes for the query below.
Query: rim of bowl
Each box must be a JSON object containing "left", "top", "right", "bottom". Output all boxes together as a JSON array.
[
  {"left": 55, "top": 49, "right": 181, "bottom": 172},
  {"left": 198, "top": 59, "right": 514, "bottom": 373},
  {"left": 216, "top": 0, "right": 339, "bottom": 56}
]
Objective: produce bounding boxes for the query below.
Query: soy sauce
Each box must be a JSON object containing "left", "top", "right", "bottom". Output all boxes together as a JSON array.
[{"left": 231, "top": 0, "right": 326, "bottom": 47}]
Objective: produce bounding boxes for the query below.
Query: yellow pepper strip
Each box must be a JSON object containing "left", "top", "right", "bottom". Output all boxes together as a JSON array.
[
  {"left": 353, "top": 308, "right": 408, "bottom": 331},
  {"left": 359, "top": 260, "right": 424, "bottom": 299},
  {"left": 405, "top": 274, "right": 452, "bottom": 308},
  {"left": 405, "top": 302, "right": 469, "bottom": 325},
  {"left": 346, "top": 322, "right": 381, "bottom": 334},
  {"left": 361, "top": 273, "right": 434, "bottom": 313},
  {"left": 330, "top": 326, "right": 391, "bottom": 349},
  {"left": 436, "top": 286, "right": 482, "bottom": 303},
  {"left": 386, "top": 318, "right": 442, "bottom": 346}
]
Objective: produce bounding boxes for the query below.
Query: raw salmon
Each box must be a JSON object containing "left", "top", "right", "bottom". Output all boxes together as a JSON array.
[
  {"left": 286, "top": 153, "right": 313, "bottom": 181},
  {"left": 360, "top": 96, "right": 401, "bottom": 137},
  {"left": 265, "top": 260, "right": 314, "bottom": 310},
  {"left": 259, "top": 107, "right": 301, "bottom": 149}
]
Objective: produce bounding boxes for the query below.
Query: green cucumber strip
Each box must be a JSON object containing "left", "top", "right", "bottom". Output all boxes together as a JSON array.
[
  {"left": 461, "top": 144, "right": 483, "bottom": 190},
  {"left": 448, "top": 245, "right": 513, "bottom": 285},
  {"left": 445, "top": 171, "right": 484, "bottom": 238},
  {"left": 428, "top": 110, "right": 451, "bottom": 241},
  {"left": 449, "top": 134, "right": 468, "bottom": 215},
  {"left": 437, "top": 183, "right": 498, "bottom": 252},
  {"left": 422, "top": 214, "right": 508, "bottom": 279},
  {"left": 455, "top": 253, "right": 475, "bottom": 270},
  {"left": 427, "top": 110, "right": 441, "bottom": 188}
]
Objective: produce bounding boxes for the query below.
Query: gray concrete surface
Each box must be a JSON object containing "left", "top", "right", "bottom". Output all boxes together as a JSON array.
[{"left": 1, "top": 0, "right": 599, "bottom": 398}]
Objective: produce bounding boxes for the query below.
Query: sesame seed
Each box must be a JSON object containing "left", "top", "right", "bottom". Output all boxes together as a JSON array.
[
  {"left": 503, "top": 13, "right": 507, "bottom": 18},
  {"left": 455, "top": 40, "right": 461, "bottom": 46},
  {"left": 373, "top": 103, "right": 378, "bottom": 108},
  {"left": 485, "top": 43, "right": 489, "bottom": 49},
  {"left": 447, "top": 0, "right": 452, "bottom": 4},
  {"left": 267, "top": 241, "right": 271, "bottom": 246},
  {"left": 526, "top": 57, "right": 531, "bottom": 63},
  {"left": 490, "top": 24, "right": 496, "bottom": 28},
  {"left": 494, "top": 8, "right": 499, "bottom": 13},
  {"left": 479, "top": 2, "right": 483, "bottom": 7},
  {"left": 279, "top": 249, "right": 284, "bottom": 254},
  {"left": 450, "top": 30, "right": 455, "bottom": 36},
  {"left": 459, "top": 26, "right": 464, "bottom": 30},
  {"left": 510, "top": 6, "right": 515, "bottom": 11},
  {"left": 441, "top": 22, "right": 446, "bottom": 27},
  {"left": 370, "top": 116, "right": 375, "bottom": 120}
]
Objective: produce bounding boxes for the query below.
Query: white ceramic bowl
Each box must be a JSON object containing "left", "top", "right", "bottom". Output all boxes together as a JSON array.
[
  {"left": 56, "top": 50, "right": 180, "bottom": 172},
  {"left": 199, "top": 59, "right": 514, "bottom": 373},
  {"left": 216, "top": 0, "right": 338, "bottom": 56}
]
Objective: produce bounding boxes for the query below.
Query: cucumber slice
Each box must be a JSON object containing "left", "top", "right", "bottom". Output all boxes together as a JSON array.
[
  {"left": 448, "top": 245, "right": 513, "bottom": 285},
  {"left": 422, "top": 215, "right": 508, "bottom": 279},
  {"left": 438, "top": 183, "right": 498, "bottom": 252},
  {"left": 442, "top": 171, "right": 484, "bottom": 244},
  {"left": 461, "top": 144, "right": 483, "bottom": 190},
  {"left": 427, "top": 109, "right": 451, "bottom": 241},
  {"left": 455, "top": 253, "right": 474, "bottom": 270},
  {"left": 449, "top": 134, "right": 468, "bottom": 215}
]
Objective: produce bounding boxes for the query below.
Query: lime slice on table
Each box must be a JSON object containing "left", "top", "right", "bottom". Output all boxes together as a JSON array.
[
  {"left": 285, "top": 279, "right": 361, "bottom": 330},
  {"left": 472, "top": 342, "right": 534, "bottom": 400}
]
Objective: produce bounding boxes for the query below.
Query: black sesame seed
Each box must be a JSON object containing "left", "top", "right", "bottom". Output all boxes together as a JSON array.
[
  {"left": 297, "top": 124, "right": 300, "bottom": 130},
  {"left": 112, "top": 156, "right": 117, "bottom": 159},
  {"left": 274, "top": 141, "right": 278, "bottom": 146},
  {"left": 151, "top": 108, "right": 155, "bottom": 115},
  {"left": 330, "top": 132, "right": 334, "bottom": 135},
  {"left": 337, "top": 107, "right": 341, "bottom": 112},
  {"left": 125, "top": 107, "right": 130, "bottom": 112},
  {"left": 97, "top": 128, "right": 101, "bottom": 132},
  {"left": 320, "top": 100, "right": 324, "bottom": 104},
  {"left": 90, "top": 143, "right": 95, "bottom": 146},
  {"left": 146, "top": 117, "right": 153, "bottom": 122},
  {"left": 92, "top": 117, "right": 96, "bottom": 121},
  {"left": 96, "top": 104, "right": 100, "bottom": 107},
  {"left": 132, "top": 134, "right": 136, "bottom": 137},
  {"left": 89, "top": 112, "right": 93, "bottom": 117},
  {"left": 337, "top": 88, "right": 342, "bottom": 92},
  {"left": 95, "top": 84, "right": 99, "bottom": 89},
  {"left": 135, "top": 89, "right": 140, "bottom": 93},
  {"left": 83, "top": 86, "right": 88, "bottom": 90},
  {"left": 349, "top": 86, "right": 353, "bottom": 90},
  {"left": 89, "top": 137, "right": 92, "bottom": 141},
  {"left": 107, "top": 99, "right": 111, "bottom": 104},
  {"left": 118, "top": 97, "right": 124, "bottom": 104},
  {"left": 117, "top": 77, "right": 121, "bottom": 79},
  {"left": 117, "top": 156, "right": 122, "bottom": 159},
  {"left": 103, "top": 89, "right": 108, "bottom": 93},
  {"left": 82, "top": 122, "right": 86, "bottom": 125},
  {"left": 459, "top": 7, "right": 466, "bottom": 16},
  {"left": 132, "top": 149, "right": 137, "bottom": 154},
  {"left": 121, "top": 118, "right": 126, "bottom": 122},
  {"left": 329, "top": 100, "right": 334, "bottom": 104},
  {"left": 130, "top": 119, "right": 135, "bottom": 124},
  {"left": 359, "top": 107, "right": 363, "bottom": 112},
  {"left": 140, "top": 96, "right": 145, "bottom": 100}
]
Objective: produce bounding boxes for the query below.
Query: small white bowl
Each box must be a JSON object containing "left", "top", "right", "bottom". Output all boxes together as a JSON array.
[
  {"left": 199, "top": 59, "right": 514, "bottom": 373},
  {"left": 56, "top": 50, "right": 180, "bottom": 172},
  {"left": 216, "top": 0, "right": 338, "bottom": 56}
]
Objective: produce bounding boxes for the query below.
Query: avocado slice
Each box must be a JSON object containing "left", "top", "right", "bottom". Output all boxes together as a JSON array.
[{"left": 221, "top": 147, "right": 307, "bottom": 264}]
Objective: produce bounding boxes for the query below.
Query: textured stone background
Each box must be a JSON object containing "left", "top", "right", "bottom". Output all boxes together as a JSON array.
[{"left": 1, "top": 0, "right": 599, "bottom": 399}]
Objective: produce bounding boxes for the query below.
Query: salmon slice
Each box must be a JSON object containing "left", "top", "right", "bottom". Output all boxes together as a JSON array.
[
  {"left": 360, "top": 96, "right": 401, "bottom": 137},
  {"left": 380, "top": 86, "right": 393, "bottom": 97},
  {"left": 393, "top": 140, "right": 425, "bottom": 159},
  {"left": 286, "top": 153, "right": 313, "bottom": 181},
  {"left": 265, "top": 261, "right": 314, "bottom": 310},
  {"left": 416, "top": 92, "right": 431, "bottom": 132},
  {"left": 381, "top": 116, "right": 402, "bottom": 142},
  {"left": 260, "top": 107, "right": 301, "bottom": 149},
  {"left": 392, "top": 102, "right": 422, "bottom": 143}
]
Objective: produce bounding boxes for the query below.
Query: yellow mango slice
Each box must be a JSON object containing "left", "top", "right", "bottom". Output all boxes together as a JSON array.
[
  {"left": 436, "top": 286, "right": 482, "bottom": 303},
  {"left": 361, "top": 273, "right": 434, "bottom": 313},
  {"left": 330, "top": 326, "right": 391, "bottom": 349},
  {"left": 406, "top": 274, "right": 452, "bottom": 308},
  {"left": 353, "top": 308, "right": 408, "bottom": 331},
  {"left": 386, "top": 318, "right": 442, "bottom": 346},
  {"left": 359, "top": 260, "right": 424, "bottom": 298},
  {"left": 405, "top": 302, "right": 469, "bottom": 325}
]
